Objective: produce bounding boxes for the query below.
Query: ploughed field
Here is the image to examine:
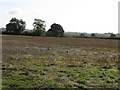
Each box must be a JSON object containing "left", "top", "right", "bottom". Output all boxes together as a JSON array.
[{"left": 2, "top": 35, "right": 120, "bottom": 88}]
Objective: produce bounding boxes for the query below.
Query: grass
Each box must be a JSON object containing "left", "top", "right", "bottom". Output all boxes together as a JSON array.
[
  {"left": 2, "top": 35, "right": 120, "bottom": 89},
  {"left": 2, "top": 58, "right": 119, "bottom": 89}
]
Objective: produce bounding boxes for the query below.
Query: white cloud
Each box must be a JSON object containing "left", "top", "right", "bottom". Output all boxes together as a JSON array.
[{"left": 5, "top": 8, "right": 23, "bottom": 14}]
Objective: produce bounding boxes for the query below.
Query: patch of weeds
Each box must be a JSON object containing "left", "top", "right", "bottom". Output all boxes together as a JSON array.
[
  {"left": 3, "top": 78, "right": 35, "bottom": 88},
  {"left": 54, "top": 78, "right": 66, "bottom": 83},
  {"left": 38, "top": 70, "right": 47, "bottom": 75},
  {"left": 26, "top": 68, "right": 38, "bottom": 72},
  {"left": 6, "top": 72, "right": 15, "bottom": 77},
  {"left": 103, "top": 77, "right": 115, "bottom": 83},
  {"left": 24, "top": 67, "right": 48, "bottom": 75},
  {"left": 36, "top": 78, "right": 60, "bottom": 88},
  {"left": 74, "top": 83, "right": 87, "bottom": 89},
  {"left": 57, "top": 73, "right": 66, "bottom": 77},
  {"left": 98, "top": 71, "right": 105, "bottom": 78},
  {"left": 7, "top": 66, "right": 18, "bottom": 70},
  {"left": 3, "top": 79, "right": 21, "bottom": 88},
  {"left": 97, "top": 83, "right": 112, "bottom": 88},
  {"left": 64, "top": 83, "right": 74, "bottom": 88},
  {"left": 101, "top": 68, "right": 119, "bottom": 83},
  {"left": 9, "top": 73, "right": 32, "bottom": 81},
  {"left": 76, "top": 77, "right": 87, "bottom": 84},
  {"left": 37, "top": 67, "right": 48, "bottom": 75},
  {"left": 107, "top": 69, "right": 118, "bottom": 77},
  {"left": 18, "top": 67, "right": 27, "bottom": 71},
  {"left": 67, "top": 70, "right": 78, "bottom": 77}
]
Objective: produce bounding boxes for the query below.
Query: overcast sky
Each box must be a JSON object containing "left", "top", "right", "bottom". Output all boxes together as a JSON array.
[{"left": 0, "top": 0, "right": 119, "bottom": 33}]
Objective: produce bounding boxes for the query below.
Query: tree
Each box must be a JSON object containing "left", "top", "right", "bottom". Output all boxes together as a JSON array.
[
  {"left": 110, "top": 34, "right": 116, "bottom": 38},
  {"left": 33, "top": 19, "right": 46, "bottom": 36},
  {"left": 91, "top": 33, "right": 96, "bottom": 38},
  {"left": 79, "top": 33, "right": 86, "bottom": 38},
  {"left": 46, "top": 23, "right": 64, "bottom": 37},
  {"left": 6, "top": 18, "right": 26, "bottom": 34}
]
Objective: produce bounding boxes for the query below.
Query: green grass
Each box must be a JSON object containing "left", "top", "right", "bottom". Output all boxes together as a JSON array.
[{"left": 2, "top": 58, "right": 119, "bottom": 89}]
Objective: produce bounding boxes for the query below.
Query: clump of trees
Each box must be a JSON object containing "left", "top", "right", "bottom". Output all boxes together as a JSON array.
[
  {"left": 91, "top": 33, "right": 96, "bottom": 38},
  {"left": 33, "top": 19, "right": 46, "bottom": 36},
  {"left": 79, "top": 33, "right": 86, "bottom": 38},
  {"left": 110, "top": 34, "right": 116, "bottom": 38},
  {"left": 5, "top": 18, "right": 26, "bottom": 34},
  {"left": 46, "top": 23, "right": 64, "bottom": 37},
  {"left": 3, "top": 17, "right": 64, "bottom": 37}
]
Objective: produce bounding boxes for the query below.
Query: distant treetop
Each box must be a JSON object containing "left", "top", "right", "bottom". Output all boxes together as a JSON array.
[{"left": 46, "top": 23, "right": 64, "bottom": 37}]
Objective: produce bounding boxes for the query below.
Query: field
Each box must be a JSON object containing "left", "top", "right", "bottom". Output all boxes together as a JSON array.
[{"left": 2, "top": 35, "right": 120, "bottom": 89}]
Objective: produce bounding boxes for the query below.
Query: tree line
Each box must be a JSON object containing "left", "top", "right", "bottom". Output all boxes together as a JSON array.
[
  {"left": 3, "top": 18, "right": 64, "bottom": 37},
  {"left": 78, "top": 33, "right": 117, "bottom": 38},
  {"left": 2, "top": 17, "right": 119, "bottom": 39}
]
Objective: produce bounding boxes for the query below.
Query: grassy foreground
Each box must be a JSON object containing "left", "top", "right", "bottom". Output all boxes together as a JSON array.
[{"left": 2, "top": 35, "right": 120, "bottom": 89}]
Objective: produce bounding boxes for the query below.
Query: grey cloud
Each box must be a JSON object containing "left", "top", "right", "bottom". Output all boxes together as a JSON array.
[
  {"left": 7, "top": 8, "right": 23, "bottom": 14},
  {"left": 8, "top": 10, "right": 18, "bottom": 14}
]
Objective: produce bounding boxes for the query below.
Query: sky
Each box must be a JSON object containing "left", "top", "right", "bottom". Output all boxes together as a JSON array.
[{"left": 0, "top": 0, "right": 119, "bottom": 33}]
